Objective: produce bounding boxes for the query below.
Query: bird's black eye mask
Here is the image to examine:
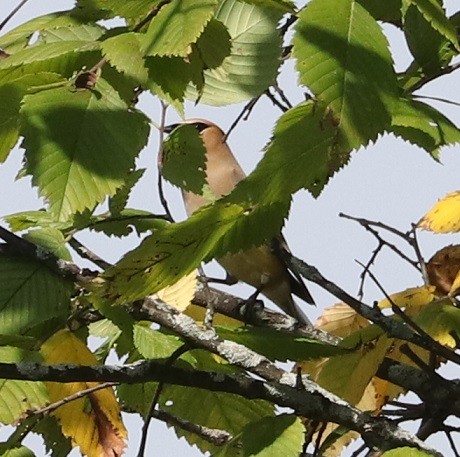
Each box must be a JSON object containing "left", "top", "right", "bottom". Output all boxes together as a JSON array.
[{"left": 164, "top": 122, "right": 208, "bottom": 134}]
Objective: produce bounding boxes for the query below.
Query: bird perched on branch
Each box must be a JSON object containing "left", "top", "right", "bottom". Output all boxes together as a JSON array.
[{"left": 162, "top": 119, "right": 314, "bottom": 325}]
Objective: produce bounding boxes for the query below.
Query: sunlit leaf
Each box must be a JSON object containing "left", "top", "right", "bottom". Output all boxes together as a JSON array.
[
  {"left": 293, "top": 0, "right": 398, "bottom": 150},
  {"left": 315, "top": 303, "right": 369, "bottom": 338},
  {"left": 20, "top": 79, "right": 150, "bottom": 221},
  {"left": 41, "top": 329, "right": 127, "bottom": 457},
  {"left": 418, "top": 191, "right": 460, "bottom": 233},
  {"left": 377, "top": 286, "right": 437, "bottom": 310}
]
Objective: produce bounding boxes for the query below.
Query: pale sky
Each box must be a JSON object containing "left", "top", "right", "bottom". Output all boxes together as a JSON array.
[{"left": 1, "top": 0, "right": 459, "bottom": 456}]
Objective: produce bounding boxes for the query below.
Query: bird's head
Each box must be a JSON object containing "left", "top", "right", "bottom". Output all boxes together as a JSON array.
[{"left": 163, "top": 119, "right": 226, "bottom": 148}]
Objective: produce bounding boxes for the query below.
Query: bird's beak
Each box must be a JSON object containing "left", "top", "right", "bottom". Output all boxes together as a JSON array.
[{"left": 163, "top": 123, "right": 180, "bottom": 134}]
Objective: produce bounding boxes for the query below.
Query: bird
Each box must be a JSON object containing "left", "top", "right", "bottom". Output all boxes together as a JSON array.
[{"left": 162, "top": 118, "right": 314, "bottom": 325}]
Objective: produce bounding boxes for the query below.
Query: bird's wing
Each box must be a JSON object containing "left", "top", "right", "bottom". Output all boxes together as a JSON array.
[{"left": 270, "top": 235, "right": 315, "bottom": 305}]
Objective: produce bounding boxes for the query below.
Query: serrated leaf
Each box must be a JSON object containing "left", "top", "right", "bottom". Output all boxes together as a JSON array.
[
  {"left": 194, "top": 19, "right": 231, "bottom": 70},
  {"left": 155, "top": 271, "right": 198, "bottom": 311},
  {"left": 293, "top": 0, "right": 398, "bottom": 150},
  {"left": 315, "top": 303, "right": 370, "bottom": 338},
  {"left": 215, "top": 414, "right": 303, "bottom": 457},
  {"left": 40, "top": 329, "right": 127, "bottom": 457},
  {"left": 402, "top": 0, "right": 459, "bottom": 50},
  {"left": 89, "top": 209, "right": 169, "bottom": 237},
  {"left": 4, "top": 210, "right": 71, "bottom": 232},
  {"left": 414, "top": 298, "right": 460, "bottom": 347},
  {"left": 418, "top": 191, "right": 460, "bottom": 233},
  {"left": 0, "top": 346, "right": 48, "bottom": 424},
  {"left": 39, "top": 24, "right": 105, "bottom": 44},
  {"left": 162, "top": 385, "right": 275, "bottom": 454},
  {"left": 0, "top": 445, "right": 35, "bottom": 457},
  {"left": 357, "top": 0, "right": 402, "bottom": 23},
  {"left": 238, "top": 0, "right": 295, "bottom": 14},
  {"left": 382, "top": 447, "right": 433, "bottom": 457},
  {"left": 0, "top": 12, "right": 89, "bottom": 52},
  {"left": 186, "top": 0, "right": 283, "bottom": 105},
  {"left": 104, "top": 200, "right": 288, "bottom": 302},
  {"left": 0, "top": 73, "right": 66, "bottom": 163},
  {"left": 133, "top": 324, "right": 184, "bottom": 359},
  {"left": 377, "top": 286, "right": 437, "bottom": 310},
  {"left": 231, "top": 101, "right": 335, "bottom": 200},
  {"left": 34, "top": 415, "right": 73, "bottom": 457},
  {"left": 317, "top": 334, "right": 392, "bottom": 405},
  {"left": 161, "top": 124, "right": 208, "bottom": 194},
  {"left": 142, "top": 0, "right": 218, "bottom": 57},
  {"left": 109, "top": 169, "right": 145, "bottom": 215},
  {"left": 0, "top": 256, "right": 71, "bottom": 336},
  {"left": 216, "top": 326, "right": 345, "bottom": 362},
  {"left": 23, "top": 228, "right": 71, "bottom": 261},
  {"left": 403, "top": 4, "right": 454, "bottom": 75},
  {"left": 102, "top": 32, "right": 149, "bottom": 84},
  {"left": 392, "top": 98, "right": 460, "bottom": 157},
  {"left": 20, "top": 79, "right": 150, "bottom": 221},
  {"left": 75, "top": 0, "right": 162, "bottom": 22}
]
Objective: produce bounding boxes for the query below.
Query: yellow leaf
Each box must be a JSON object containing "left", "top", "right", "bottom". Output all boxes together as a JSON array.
[
  {"left": 154, "top": 270, "right": 197, "bottom": 311},
  {"left": 449, "top": 270, "right": 460, "bottom": 297},
  {"left": 377, "top": 286, "right": 436, "bottom": 310},
  {"left": 316, "top": 335, "right": 392, "bottom": 405},
  {"left": 184, "top": 303, "right": 242, "bottom": 327},
  {"left": 41, "top": 329, "right": 126, "bottom": 457},
  {"left": 415, "top": 299, "right": 460, "bottom": 348},
  {"left": 418, "top": 190, "right": 460, "bottom": 233},
  {"left": 427, "top": 245, "right": 460, "bottom": 295},
  {"left": 315, "top": 303, "right": 369, "bottom": 338}
]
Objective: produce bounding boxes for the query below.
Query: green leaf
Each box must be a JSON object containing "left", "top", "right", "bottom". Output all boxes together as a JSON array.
[
  {"left": 231, "top": 101, "right": 335, "bottom": 200},
  {"left": 357, "top": 0, "right": 402, "bottom": 24},
  {"left": 215, "top": 414, "right": 303, "bottom": 457},
  {"left": 0, "top": 12, "right": 89, "bottom": 52},
  {"left": 186, "top": 0, "right": 283, "bottom": 105},
  {"left": 34, "top": 415, "right": 72, "bottom": 457},
  {"left": 293, "top": 0, "right": 398, "bottom": 150},
  {"left": 133, "top": 324, "right": 184, "bottom": 359},
  {"left": 216, "top": 326, "right": 346, "bottom": 362},
  {"left": 104, "top": 200, "right": 288, "bottom": 302},
  {"left": 142, "top": 0, "right": 218, "bottom": 57},
  {"left": 161, "top": 385, "right": 275, "bottom": 454},
  {"left": 74, "top": 0, "right": 162, "bottom": 22},
  {"left": 0, "top": 445, "right": 35, "bottom": 457},
  {"left": 0, "top": 256, "right": 72, "bottom": 336},
  {"left": 109, "top": 169, "right": 146, "bottom": 215},
  {"left": 89, "top": 209, "right": 169, "bottom": 237},
  {"left": 102, "top": 32, "right": 149, "bottom": 84},
  {"left": 391, "top": 98, "right": 460, "bottom": 158},
  {"left": 0, "top": 41, "right": 100, "bottom": 86},
  {"left": 381, "top": 447, "right": 432, "bottom": 457},
  {"left": 23, "top": 228, "right": 72, "bottom": 261},
  {"left": 194, "top": 19, "right": 231, "bottom": 70},
  {"left": 38, "top": 23, "right": 105, "bottom": 44},
  {"left": 238, "top": 0, "right": 295, "bottom": 14},
  {"left": 402, "top": 0, "right": 459, "bottom": 50},
  {"left": 0, "top": 73, "right": 66, "bottom": 163},
  {"left": 20, "top": 79, "right": 150, "bottom": 221},
  {"left": 403, "top": 3, "right": 455, "bottom": 74},
  {"left": 0, "top": 347, "right": 48, "bottom": 424},
  {"left": 317, "top": 334, "right": 392, "bottom": 405},
  {"left": 3, "top": 210, "right": 71, "bottom": 232},
  {"left": 161, "top": 125, "right": 208, "bottom": 195}
]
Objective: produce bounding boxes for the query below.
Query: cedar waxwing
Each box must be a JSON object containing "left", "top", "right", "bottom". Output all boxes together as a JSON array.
[{"left": 163, "top": 119, "right": 314, "bottom": 325}]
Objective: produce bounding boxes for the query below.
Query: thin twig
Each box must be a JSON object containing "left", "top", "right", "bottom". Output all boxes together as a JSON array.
[
  {"left": 0, "top": 0, "right": 30, "bottom": 31},
  {"left": 357, "top": 241, "right": 384, "bottom": 300},
  {"left": 409, "top": 62, "right": 460, "bottom": 92},
  {"left": 445, "top": 430, "right": 460, "bottom": 457},
  {"left": 68, "top": 237, "right": 112, "bottom": 270},
  {"left": 313, "top": 422, "right": 327, "bottom": 457},
  {"left": 224, "top": 95, "right": 261, "bottom": 141},
  {"left": 264, "top": 88, "right": 290, "bottom": 112},
  {"left": 137, "top": 344, "right": 189, "bottom": 457},
  {"left": 157, "top": 101, "right": 174, "bottom": 222},
  {"left": 414, "top": 94, "right": 460, "bottom": 108},
  {"left": 273, "top": 82, "right": 293, "bottom": 109}
]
